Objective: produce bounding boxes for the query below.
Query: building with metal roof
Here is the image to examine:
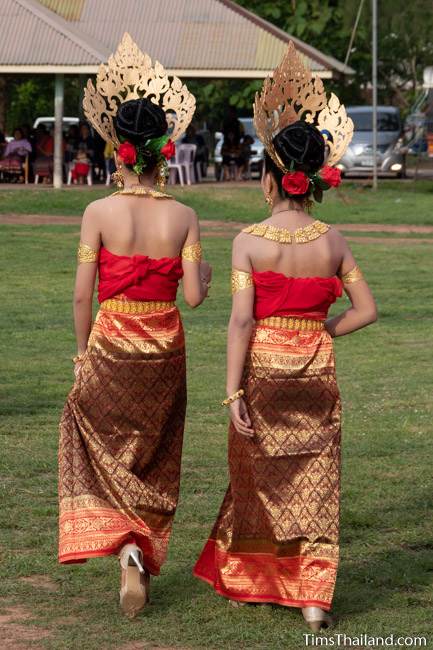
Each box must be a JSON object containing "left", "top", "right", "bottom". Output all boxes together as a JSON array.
[
  {"left": 1, "top": 0, "right": 353, "bottom": 78},
  {"left": 0, "top": 0, "right": 353, "bottom": 186}
]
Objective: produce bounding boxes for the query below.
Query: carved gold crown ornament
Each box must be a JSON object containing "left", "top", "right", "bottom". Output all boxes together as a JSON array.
[
  {"left": 253, "top": 41, "right": 353, "bottom": 172},
  {"left": 83, "top": 32, "right": 196, "bottom": 148}
]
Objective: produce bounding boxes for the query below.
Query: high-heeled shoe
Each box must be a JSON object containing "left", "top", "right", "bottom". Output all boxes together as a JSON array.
[
  {"left": 302, "top": 606, "right": 334, "bottom": 632},
  {"left": 119, "top": 543, "right": 150, "bottom": 618}
]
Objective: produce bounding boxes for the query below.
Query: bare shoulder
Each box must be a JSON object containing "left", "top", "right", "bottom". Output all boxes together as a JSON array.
[
  {"left": 81, "top": 197, "right": 109, "bottom": 224},
  {"left": 232, "top": 230, "right": 254, "bottom": 253},
  {"left": 169, "top": 199, "right": 198, "bottom": 225},
  {"left": 326, "top": 224, "right": 349, "bottom": 249}
]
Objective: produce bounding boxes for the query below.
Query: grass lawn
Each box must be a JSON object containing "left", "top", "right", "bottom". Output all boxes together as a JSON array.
[
  {"left": 0, "top": 187, "right": 432, "bottom": 649},
  {"left": 0, "top": 178, "right": 433, "bottom": 225}
]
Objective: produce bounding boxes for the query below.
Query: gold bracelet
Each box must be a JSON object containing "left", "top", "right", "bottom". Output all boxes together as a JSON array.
[
  {"left": 72, "top": 354, "right": 85, "bottom": 364},
  {"left": 221, "top": 389, "right": 244, "bottom": 407}
]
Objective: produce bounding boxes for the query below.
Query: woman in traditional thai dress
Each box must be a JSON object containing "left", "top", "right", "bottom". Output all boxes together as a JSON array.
[
  {"left": 58, "top": 34, "right": 209, "bottom": 618},
  {"left": 194, "top": 42, "right": 377, "bottom": 631},
  {"left": 0, "top": 127, "right": 32, "bottom": 180}
]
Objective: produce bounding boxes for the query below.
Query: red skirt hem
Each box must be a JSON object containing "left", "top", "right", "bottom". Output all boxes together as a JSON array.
[
  {"left": 193, "top": 567, "right": 332, "bottom": 611},
  {"left": 58, "top": 533, "right": 162, "bottom": 575}
]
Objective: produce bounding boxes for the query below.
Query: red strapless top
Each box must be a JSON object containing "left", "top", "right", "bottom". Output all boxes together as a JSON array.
[
  {"left": 253, "top": 270, "right": 343, "bottom": 320},
  {"left": 97, "top": 247, "right": 183, "bottom": 303}
]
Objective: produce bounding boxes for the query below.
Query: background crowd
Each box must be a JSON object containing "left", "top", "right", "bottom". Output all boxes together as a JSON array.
[
  {"left": 0, "top": 121, "right": 113, "bottom": 185},
  {"left": 0, "top": 106, "right": 261, "bottom": 185}
]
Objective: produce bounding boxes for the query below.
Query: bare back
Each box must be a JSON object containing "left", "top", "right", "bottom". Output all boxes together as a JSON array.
[
  {"left": 239, "top": 211, "right": 350, "bottom": 278},
  {"left": 85, "top": 194, "right": 197, "bottom": 259}
]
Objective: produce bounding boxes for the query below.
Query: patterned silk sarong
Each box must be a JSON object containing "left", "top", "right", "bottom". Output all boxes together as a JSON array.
[
  {"left": 58, "top": 297, "right": 186, "bottom": 575},
  {"left": 194, "top": 323, "right": 341, "bottom": 610}
]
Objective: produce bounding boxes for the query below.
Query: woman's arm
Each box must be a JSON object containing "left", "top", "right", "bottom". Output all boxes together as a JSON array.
[
  {"left": 73, "top": 205, "right": 101, "bottom": 356},
  {"left": 181, "top": 210, "right": 211, "bottom": 308},
  {"left": 226, "top": 235, "right": 255, "bottom": 437},
  {"left": 326, "top": 242, "right": 377, "bottom": 337}
]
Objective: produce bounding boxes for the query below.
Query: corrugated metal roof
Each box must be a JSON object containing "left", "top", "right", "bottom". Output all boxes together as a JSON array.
[
  {"left": 0, "top": 0, "right": 108, "bottom": 65},
  {"left": 0, "top": 0, "right": 354, "bottom": 76},
  {"left": 70, "top": 0, "right": 330, "bottom": 72}
]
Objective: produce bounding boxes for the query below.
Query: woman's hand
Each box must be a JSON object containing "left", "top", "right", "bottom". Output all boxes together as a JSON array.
[
  {"left": 73, "top": 359, "right": 84, "bottom": 381},
  {"left": 73, "top": 351, "right": 87, "bottom": 380},
  {"left": 200, "top": 260, "right": 212, "bottom": 283},
  {"left": 200, "top": 260, "right": 212, "bottom": 296},
  {"left": 229, "top": 397, "right": 254, "bottom": 438}
]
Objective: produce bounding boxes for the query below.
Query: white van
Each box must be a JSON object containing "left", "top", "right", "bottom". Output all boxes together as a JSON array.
[{"left": 33, "top": 116, "right": 79, "bottom": 132}]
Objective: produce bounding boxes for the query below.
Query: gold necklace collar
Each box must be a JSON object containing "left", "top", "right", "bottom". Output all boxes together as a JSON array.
[
  {"left": 112, "top": 185, "right": 173, "bottom": 199},
  {"left": 242, "top": 220, "right": 330, "bottom": 244}
]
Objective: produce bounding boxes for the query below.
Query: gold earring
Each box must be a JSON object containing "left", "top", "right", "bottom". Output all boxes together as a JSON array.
[
  {"left": 156, "top": 160, "right": 167, "bottom": 190},
  {"left": 111, "top": 165, "right": 124, "bottom": 188},
  {"left": 265, "top": 192, "right": 273, "bottom": 209}
]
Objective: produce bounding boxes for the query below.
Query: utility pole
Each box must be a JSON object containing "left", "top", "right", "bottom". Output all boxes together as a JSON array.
[
  {"left": 53, "top": 73, "right": 64, "bottom": 189},
  {"left": 372, "top": 0, "right": 378, "bottom": 190}
]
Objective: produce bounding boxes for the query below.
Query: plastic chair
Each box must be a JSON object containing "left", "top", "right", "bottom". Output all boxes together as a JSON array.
[
  {"left": 66, "top": 162, "right": 93, "bottom": 185},
  {"left": 168, "top": 148, "right": 184, "bottom": 186},
  {"left": 177, "top": 144, "right": 197, "bottom": 184}
]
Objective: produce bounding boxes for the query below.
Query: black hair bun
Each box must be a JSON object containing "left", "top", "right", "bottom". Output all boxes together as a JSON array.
[
  {"left": 115, "top": 98, "right": 168, "bottom": 145},
  {"left": 273, "top": 121, "right": 325, "bottom": 172}
]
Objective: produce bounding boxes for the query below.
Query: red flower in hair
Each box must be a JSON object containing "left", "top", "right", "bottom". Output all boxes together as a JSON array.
[
  {"left": 320, "top": 165, "right": 342, "bottom": 188},
  {"left": 118, "top": 141, "right": 137, "bottom": 165},
  {"left": 281, "top": 170, "right": 310, "bottom": 195},
  {"left": 161, "top": 139, "right": 175, "bottom": 160}
]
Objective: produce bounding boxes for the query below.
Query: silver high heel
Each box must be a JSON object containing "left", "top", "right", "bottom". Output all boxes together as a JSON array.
[
  {"left": 302, "top": 606, "right": 334, "bottom": 632},
  {"left": 119, "top": 543, "right": 150, "bottom": 618}
]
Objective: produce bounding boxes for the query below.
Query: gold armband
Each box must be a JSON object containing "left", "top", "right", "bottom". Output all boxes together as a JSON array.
[
  {"left": 181, "top": 241, "right": 202, "bottom": 262},
  {"left": 340, "top": 265, "right": 364, "bottom": 284},
  {"left": 231, "top": 269, "right": 253, "bottom": 295},
  {"left": 77, "top": 242, "right": 99, "bottom": 264}
]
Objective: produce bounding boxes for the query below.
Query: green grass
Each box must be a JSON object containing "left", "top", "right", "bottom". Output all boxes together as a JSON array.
[
  {"left": 0, "top": 178, "right": 433, "bottom": 224},
  {"left": 0, "top": 192, "right": 432, "bottom": 649}
]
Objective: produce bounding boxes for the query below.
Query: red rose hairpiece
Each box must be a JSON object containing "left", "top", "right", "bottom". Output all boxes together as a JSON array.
[
  {"left": 319, "top": 165, "right": 342, "bottom": 188},
  {"left": 160, "top": 139, "right": 175, "bottom": 160},
  {"left": 118, "top": 141, "right": 137, "bottom": 165},
  {"left": 281, "top": 170, "right": 310, "bottom": 195}
]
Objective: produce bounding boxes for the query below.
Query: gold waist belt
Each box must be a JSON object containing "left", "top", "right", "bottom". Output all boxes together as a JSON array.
[
  {"left": 100, "top": 299, "right": 175, "bottom": 314},
  {"left": 256, "top": 316, "right": 324, "bottom": 331}
]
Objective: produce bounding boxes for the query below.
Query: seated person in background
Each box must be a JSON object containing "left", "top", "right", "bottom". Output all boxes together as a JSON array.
[
  {"left": 78, "top": 123, "right": 94, "bottom": 162},
  {"left": 33, "top": 124, "right": 54, "bottom": 183},
  {"left": 221, "top": 130, "right": 243, "bottom": 181},
  {"left": 64, "top": 125, "right": 80, "bottom": 164},
  {"left": 93, "top": 131, "right": 106, "bottom": 181},
  {"left": 239, "top": 134, "right": 254, "bottom": 179},
  {"left": 182, "top": 124, "right": 209, "bottom": 178},
  {"left": 0, "top": 127, "right": 32, "bottom": 181},
  {"left": 70, "top": 143, "right": 91, "bottom": 184},
  {"left": 104, "top": 140, "right": 116, "bottom": 182}
]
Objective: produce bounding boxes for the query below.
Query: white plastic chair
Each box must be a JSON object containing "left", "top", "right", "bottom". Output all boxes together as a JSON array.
[
  {"left": 178, "top": 144, "right": 197, "bottom": 184},
  {"left": 66, "top": 162, "right": 93, "bottom": 185},
  {"left": 168, "top": 148, "right": 184, "bottom": 186}
]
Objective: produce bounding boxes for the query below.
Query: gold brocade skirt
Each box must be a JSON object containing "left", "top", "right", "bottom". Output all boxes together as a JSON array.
[
  {"left": 194, "top": 321, "right": 341, "bottom": 610},
  {"left": 58, "top": 297, "right": 186, "bottom": 574}
]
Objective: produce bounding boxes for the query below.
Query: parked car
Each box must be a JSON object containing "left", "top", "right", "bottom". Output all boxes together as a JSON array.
[
  {"left": 33, "top": 116, "right": 79, "bottom": 133},
  {"left": 214, "top": 117, "right": 264, "bottom": 180},
  {"left": 338, "top": 106, "right": 406, "bottom": 177}
]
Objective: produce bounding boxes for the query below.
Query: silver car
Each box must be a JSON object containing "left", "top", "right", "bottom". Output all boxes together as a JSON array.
[
  {"left": 214, "top": 117, "right": 264, "bottom": 180},
  {"left": 338, "top": 106, "right": 406, "bottom": 177}
]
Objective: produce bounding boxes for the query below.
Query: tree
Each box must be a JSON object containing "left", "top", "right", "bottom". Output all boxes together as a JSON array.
[{"left": 238, "top": 0, "right": 433, "bottom": 114}]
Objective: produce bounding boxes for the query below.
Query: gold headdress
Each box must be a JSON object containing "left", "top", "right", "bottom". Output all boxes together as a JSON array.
[
  {"left": 254, "top": 41, "right": 353, "bottom": 172},
  {"left": 83, "top": 32, "right": 196, "bottom": 147}
]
